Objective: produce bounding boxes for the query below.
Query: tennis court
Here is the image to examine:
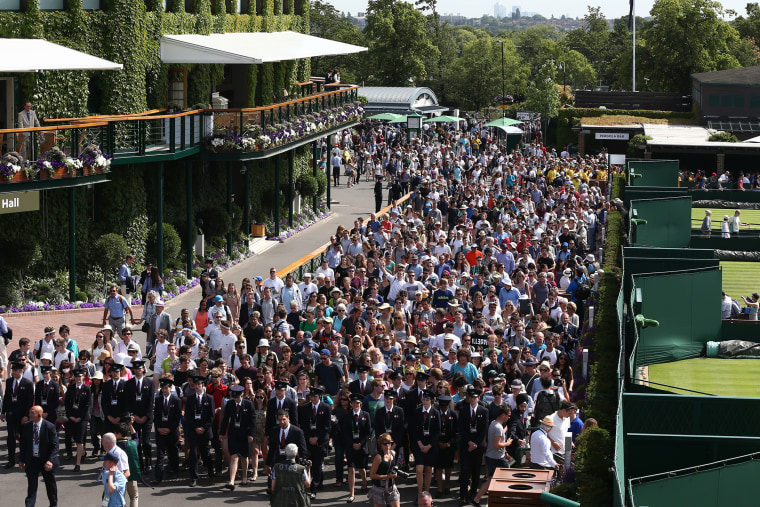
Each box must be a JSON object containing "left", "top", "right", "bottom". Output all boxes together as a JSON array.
[
  {"left": 648, "top": 358, "right": 760, "bottom": 397},
  {"left": 721, "top": 261, "right": 760, "bottom": 300},
  {"left": 691, "top": 208, "right": 760, "bottom": 232}
]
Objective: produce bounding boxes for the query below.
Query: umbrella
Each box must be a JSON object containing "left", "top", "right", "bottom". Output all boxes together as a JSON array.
[
  {"left": 389, "top": 115, "right": 408, "bottom": 123},
  {"left": 494, "top": 125, "right": 524, "bottom": 135},
  {"left": 367, "top": 113, "right": 404, "bottom": 121},
  {"left": 486, "top": 117, "right": 523, "bottom": 127},
  {"left": 424, "top": 115, "right": 466, "bottom": 123}
]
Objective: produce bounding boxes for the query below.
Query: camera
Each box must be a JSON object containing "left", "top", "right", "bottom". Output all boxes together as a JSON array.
[
  {"left": 554, "top": 377, "right": 564, "bottom": 387},
  {"left": 391, "top": 466, "right": 410, "bottom": 480},
  {"left": 296, "top": 457, "right": 312, "bottom": 468}
]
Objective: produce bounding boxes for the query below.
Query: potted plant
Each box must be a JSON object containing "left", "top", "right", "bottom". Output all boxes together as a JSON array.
[
  {"left": 44, "top": 147, "right": 69, "bottom": 178},
  {"left": 0, "top": 152, "right": 24, "bottom": 182},
  {"left": 79, "top": 144, "right": 112, "bottom": 173}
]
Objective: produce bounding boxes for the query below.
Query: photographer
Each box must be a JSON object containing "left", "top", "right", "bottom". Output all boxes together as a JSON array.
[
  {"left": 368, "top": 433, "right": 401, "bottom": 507},
  {"left": 271, "top": 443, "right": 311, "bottom": 507}
]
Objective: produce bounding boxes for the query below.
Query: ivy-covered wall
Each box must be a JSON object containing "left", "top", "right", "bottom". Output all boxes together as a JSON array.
[{"left": 0, "top": 0, "right": 312, "bottom": 304}]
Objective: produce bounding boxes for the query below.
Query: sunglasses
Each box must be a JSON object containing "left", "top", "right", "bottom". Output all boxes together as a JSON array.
[{"left": 255, "top": 396, "right": 265, "bottom": 400}]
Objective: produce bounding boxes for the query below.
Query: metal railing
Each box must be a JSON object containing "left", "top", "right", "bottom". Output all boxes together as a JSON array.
[
  {"left": 0, "top": 121, "right": 108, "bottom": 165},
  {"left": 277, "top": 192, "right": 411, "bottom": 283}
]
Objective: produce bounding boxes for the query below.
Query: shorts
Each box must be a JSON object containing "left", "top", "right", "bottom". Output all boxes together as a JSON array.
[
  {"left": 412, "top": 445, "right": 438, "bottom": 467},
  {"left": 486, "top": 456, "right": 510, "bottom": 476},
  {"left": 367, "top": 484, "right": 400, "bottom": 504}
]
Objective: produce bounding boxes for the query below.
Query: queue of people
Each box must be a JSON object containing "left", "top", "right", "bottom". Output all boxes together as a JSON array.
[{"left": 2, "top": 120, "right": 613, "bottom": 506}]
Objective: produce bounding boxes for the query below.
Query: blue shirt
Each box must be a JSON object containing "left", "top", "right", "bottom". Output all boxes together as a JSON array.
[
  {"left": 105, "top": 295, "right": 130, "bottom": 319},
  {"left": 103, "top": 469, "right": 127, "bottom": 507},
  {"left": 118, "top": 263, "right": 130, "bottom": 283},
  {"left": 450, "top": 362, "right": 479, "bottom": 384},
  {"left": 432, "top": 289, "right": 454, "bottom": 309},
  {"left": 498, "top": 286, "right": 520, "bottom": 308}
]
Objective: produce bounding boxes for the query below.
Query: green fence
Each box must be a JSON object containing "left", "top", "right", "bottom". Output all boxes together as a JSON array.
[
  {"left": 690, "top": 189, "right": 760, "bottom": 204},
  {"left": 625, "top": 187, "right": 688, "bottom": 206},
  {"left": 630, "top": 456, "right": 760, "bottom": 507},
  {"left": 629, "top": 196, "right": 692, "bottom": 248},
  {"left": 627, "top": 159, "right": 680, "bottom": 187},
  {"left": 613, "top": 285, "right": 626, "bottom": 507}
]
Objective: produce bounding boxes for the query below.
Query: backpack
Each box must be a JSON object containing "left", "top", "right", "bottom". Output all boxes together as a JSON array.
[
  {"left": 532, "top": 389, "right": 560, "bottom": 426},
  {"left": 575, "top": 279, "right": 594, "bottom": 301}
]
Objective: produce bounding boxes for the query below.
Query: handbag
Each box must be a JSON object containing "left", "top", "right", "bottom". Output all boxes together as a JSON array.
[
  {"left": 56, "top": 404, "right": 68, "bottom": 424},
  {"left": 141, "top": 322, "right": 150, "bottom": 333}
]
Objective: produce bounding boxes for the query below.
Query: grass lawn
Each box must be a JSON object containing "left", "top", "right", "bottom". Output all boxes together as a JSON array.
[
  {"left": 691, "top": 208, "right": 760, "bottom": 232},
  {"left": 721, "top": 261, "right": 760, "bottom": 300},
  {"left": 648, "top": 358, "right": 760, "bottom": 397}
]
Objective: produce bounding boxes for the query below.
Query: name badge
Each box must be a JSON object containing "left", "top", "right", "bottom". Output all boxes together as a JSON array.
[
  {"left": 73, "top": 404, "right": 79, "bottom": 410},
  {"left": 234, "top": 421, "right": 241, "bottom": 428},
  {"left": 194, "top": 413, "right": 201, "bottom": 420},
  {"left": 162, "top": 416, "right": 168, "bottom": 422},
  {"left": 135, "top": 395, "right": 142, "bottom": 402},
  {"left": 33, "top": 444, "right": 39, "bottom": 457},
  {"left": 111, "top": 399, "right": 118, "bottom": 405},
  {"left": 11, "top": 397, "right": 17, "bottom": 403},
  {"left": 102, "top": 499, "right": 109, "bottom": 507},
  {"left": 470, "top": 427, "right": 477, "bottom": 433},
  {"left": 423, "top": 430, "right": 430, "bottom": 437},
  {"left": 353, "top": 432, "right": 360, "bottom": 440},
  {"left": 41, "top": 399, "right": 47, "bottom": 405},
  {"left": 310, "top": 424, "right": 317, "bottom": 430},
  {"left": 279, "top": 449, "right": 285, "bottom": 455}
]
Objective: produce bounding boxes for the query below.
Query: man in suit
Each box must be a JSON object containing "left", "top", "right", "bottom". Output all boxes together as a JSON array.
[
  {"left": 125, "top": 359, "right": 154, "bottom": 473},
  {"left": 34, "top": 365, "right": 59, "bottom": 426},
  {"left": 64, "top": 368, "right": 92, "bottom": 472},
  {"left": 184, "top": 375, "right": 215, "bottom": 487},
  {"left": 2, "top": 361, "right": 35, "bottom": 467},
  {"left": 264, "top": 408, "right": 307, "bottom": 483},
  {"left": 220, "top": 385, "right": 257, "bottom": 491},
  {"left": 458, "top": 387, "right": 489, "bottom": 505},
  {"left": 436, "top": 394, "right": 458, "bottom": 496},
  {"left": 19, "top": 405, "right": 59, "bottom": 507},
  {"left": 265, "top": 381, "right": 298, "bottom": 438},
  {"left": 298, "top": 386, "right": 332, "bottom": 499},
  {"left": 17, "top": 102, "right": 41, "bottom": 158},
  {"left": 148, "top": 300, "right": 172, "bottom": 357},
  {"left": 101, "top": 362, "right": 130, "bottom": 432},
  {"left": 152, "top": 377, "right": 182, "bottom": 485},
  {"left": 398, "top": 370, "right": 429, "bottom": 469},
  {"left": 340, "top": 393, "right": 372, "bottom": 503},
  {"left": 552, "top": 312, "right": 578, "bottom": 361},
  {"left": 348, "top": 364, "right": 372, "bottom": 397},
  {"left": 373, "top": 390, "right": 405, "bottom": 450}
]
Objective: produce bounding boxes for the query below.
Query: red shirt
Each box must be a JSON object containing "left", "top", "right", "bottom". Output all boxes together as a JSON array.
[{"left": 206, "top": 382, "right": 228, "bottom": 420}]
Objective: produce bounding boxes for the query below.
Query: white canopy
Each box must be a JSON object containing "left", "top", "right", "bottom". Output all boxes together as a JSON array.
[
  {"left": 160, "top": 31, "right": 368, "bottom": 64},
  {"left": 495, "top": 125, "right": 524, "bottom": 135},
  {"left": 0, "top": 39, "right": 123, "bottom": 72}
]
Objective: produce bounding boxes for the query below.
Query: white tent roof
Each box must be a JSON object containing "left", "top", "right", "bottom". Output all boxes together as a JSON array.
[
  {"left": 160, "top": 31, "right": 368, "bottom": 64},
  {"left": 0, "top": 39, "right": 122, "bottom": 72},
  {"left": 495, "top": 125, "right": 524, "bottom": 135}
]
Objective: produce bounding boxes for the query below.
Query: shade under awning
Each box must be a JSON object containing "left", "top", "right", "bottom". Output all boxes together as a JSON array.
[
  {"left": 0, "top": 39, "right": 123, "bottom": 72},
  {"left": 160, "top": 31, "right": 368, "bottom": 64}
]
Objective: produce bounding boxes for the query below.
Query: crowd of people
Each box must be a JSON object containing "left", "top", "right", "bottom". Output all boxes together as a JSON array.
[{"left": 2, "top": 118, "right": 616, "bottom": 507}]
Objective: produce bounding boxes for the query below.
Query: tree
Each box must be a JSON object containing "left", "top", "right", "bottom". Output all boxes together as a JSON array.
[
  {"left": 523, "top": 62, "right": 561, "bottom": 134},
  {"left": 638, "top": 0, "right": 743, "bottom": 93},
  {"left": 309, "top": 1, "right": 366, "bottom": 84},
  {"left": 364, "top": 0, "right": 438, "bottom": 86},
  {"left": 93, "top": 233, "right": 129, "bottom": 294},
  {"left": 563, "top": 7, "right": 614, "bottom": 85}
]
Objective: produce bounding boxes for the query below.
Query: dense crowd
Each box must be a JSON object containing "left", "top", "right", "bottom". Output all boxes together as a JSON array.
[{"left": 2, "top": 119, "right": 616, "bottom": 507}]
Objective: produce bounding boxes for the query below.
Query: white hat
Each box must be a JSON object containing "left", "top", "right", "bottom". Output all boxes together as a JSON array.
[
  {"left": 303, "top": 273, "right": 312, "bottom": 278},
  {"left": 40, "top": 353, "right": 53, "bottom": 362},
  {"left": 257, "top": 339, "right": 270, "bottom": 348}
]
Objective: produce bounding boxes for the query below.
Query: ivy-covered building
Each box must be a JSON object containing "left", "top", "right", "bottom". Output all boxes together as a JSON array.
[{"left": 0, "top": 0, "right": 364, "bottom": 306}]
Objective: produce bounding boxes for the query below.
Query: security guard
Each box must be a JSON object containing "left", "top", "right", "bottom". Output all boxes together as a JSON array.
[
  {"left": 373, "top": 390, "right": 405, "bottom": 451},
  {"left": 220, "top": 384, "right": 256, "bottom": 491},
  {"left": 298, "top": 386, "right": 331, "bottom": 499},
  {"left": 458, "top": 386, "right": 489, "bottom": 505},
  {"left": 341, "top": 393, "right": 372, "bottom": 503},
  {"left": 126, "top": 359, "right": 154, "bottom": 473},
  {"left": 101, "top": 362, "right": 130, "bottom": 432},
  {"left": 35, "top": 365, "right": 60, "bottom": 425},
  {"left": 270, "top": 443, "right": 311, "bottom": 507},
  {"left": 411, "top": 389, "right": 441, "bottom": 499},
  {"left": 64, "top": 368, "right": 91, "bottom": 472},
  {"left": 1, "top": 361, "right": 34, "bottom": 468},
  {"left": 152, "top": 376, "right": 182, "bottom": 485},
  {"left": 184, "top": 375, "right": 215, "bottom": 487},
  {"left": 435, "top": 394, "right": 458, "bottom": 495}
]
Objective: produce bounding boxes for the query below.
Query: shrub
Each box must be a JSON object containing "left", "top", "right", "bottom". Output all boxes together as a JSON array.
[
  {"left": 708, "top": 131, "right": 738, "bottom": 142},
  {"left": 297, "top": 172, "right": 318, "bottom": 198},
  {"left": 575, "top": 427, "right": 614, "bottom": 507},
  {"left": 76, "top": 290, "right": 88, "bottom": 302},
  {"left": 92, "top": 233, "right": 129, "bottom": 292},
  {"left": 315, "top": 169, "right": 327, "bottom": 198},
  {"left": 146, "top": 222, "right": 182, "bottom": 265},
  {"left": 197, "top": 206, "right": 232, "bottom": 239}
]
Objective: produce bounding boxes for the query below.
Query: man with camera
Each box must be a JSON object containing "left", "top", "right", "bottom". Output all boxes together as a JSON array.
[{"left": 270, "top": 443, "right": 311, "bottom": 507}]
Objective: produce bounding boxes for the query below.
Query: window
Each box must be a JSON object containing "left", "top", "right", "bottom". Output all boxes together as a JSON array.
[
  {"left": 720, "top": 95, "right": 732, "bottom": 108},
  {"left": 750, "top": 96, "right": 760, "bottom": 109},
  {"left": 168, "top": 68, "right": 187, "bottom": 109},
  {"left": 708, "top": 94, "right": 720, "bottom": 108},
  {"left": 734, "top": 95, "right": 745, "bottom": 108}
]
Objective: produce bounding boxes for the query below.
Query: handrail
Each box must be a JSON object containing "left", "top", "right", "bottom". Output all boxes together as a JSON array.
[
  {"left": 277, "top": 192, "right": 412, "bottom": 282},
  {"left": 44, "top": 109, "right": 164, "bottom": 123},
  {"left": 0, "top": 121, "right": 108, "bottom": 134}
]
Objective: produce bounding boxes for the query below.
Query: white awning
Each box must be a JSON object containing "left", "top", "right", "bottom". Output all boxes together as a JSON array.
[
  {"left": 0, "top": 39, "right": 123, "bottom": 72},
  {"left": 160, "top": 31, "right": 367, "bottom": 64},
  {"left": 495, "top": 125, "right": 524, "bottom": 135}
]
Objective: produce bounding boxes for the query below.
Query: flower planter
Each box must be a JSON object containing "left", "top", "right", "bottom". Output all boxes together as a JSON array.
[
  {"left": 83, "top": 166, "right": 92, "bottom": 176},
  {"left": 55, "top": 168, "right": 70, "bottom": 178},
  {"left": 251, "top": 223, "right": 266, "bottom": 237},
  {"left": 1, "top": 171, "right": 26, "bottom": 183}
]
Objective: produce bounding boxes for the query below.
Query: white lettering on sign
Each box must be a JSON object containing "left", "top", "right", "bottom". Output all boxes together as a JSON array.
[
  {"left": 2, "top": 198, "right": 19, "bottom": 208},
  {"left": 595, "top": 132, "right": 630, "bottom": 140}
]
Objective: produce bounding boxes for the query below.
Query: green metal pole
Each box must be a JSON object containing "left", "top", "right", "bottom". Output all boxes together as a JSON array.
[
  {"left": 274, "top": 156, "right": 281, "bottom": 237},
  {"left": 288, "top": 150, "right": 294, "bottom": 228},
  {"left": 185, "top": 160, "right": 193, "bottom": 279},
  {"left": 157, "top": 162, "right": 164, "bottom": 276},
  {"left": 326, "top": 137, "right": 331, "bottom": 209},
  {"left": 68, "top": 187, "right": 76, "bottom": 302},
  {"left": 243, "top": 163, "right": 250, "bottom": 248},
  {"left": 312, "top": 141, "right": 318, "bottom": 212},
  {"left": 226, "top": 162, "right": 233, "bottom": 257}
]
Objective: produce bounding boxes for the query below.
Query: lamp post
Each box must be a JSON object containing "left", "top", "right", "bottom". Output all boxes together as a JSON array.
[
  {"left": 497, "top": 39, "right": 505, "bottom": 117},
  {"left": 558, "top": 61, "right": 566, "bottom": 97}
]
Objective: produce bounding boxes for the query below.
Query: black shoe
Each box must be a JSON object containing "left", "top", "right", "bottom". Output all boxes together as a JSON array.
[
  {"left": 152, "top": 480, "right": 162, "bottom": 486},
  {"left": 64, "top": 454, "right": 73, "bottom": 461},
  {"left": 470, "top": 499, "right": 481, "bottom": 507},
  {"left": 4, "top": 462, "right": 14, "bottom": 469},
  {"left": 74, "top": 465, "right": 81, "bottom": 472},
  {"left": 190, "top": 479, "right": 198, "bottom": 487},
  {"left": 225, "top": 483, "right": 235, "bottom": 491},
  {"left": 459, "top": 499, "right": 469, "bottom": 506},
  {"left": 309, "top": 492, "right": 317, "bottom": 500}
]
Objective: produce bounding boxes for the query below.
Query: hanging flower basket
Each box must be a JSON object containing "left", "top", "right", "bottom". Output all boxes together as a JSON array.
[{"left": 0, "top": 171, "right": 26, "bottom": 183}]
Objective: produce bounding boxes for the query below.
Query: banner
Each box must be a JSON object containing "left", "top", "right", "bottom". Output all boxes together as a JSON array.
[{"left": 596, "top": 132, "right": 630, "bottom": 140}]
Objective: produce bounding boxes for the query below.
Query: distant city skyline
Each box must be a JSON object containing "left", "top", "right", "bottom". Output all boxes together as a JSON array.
[{"left": 325, "top": 0, "right": 751, "bottom": 20}]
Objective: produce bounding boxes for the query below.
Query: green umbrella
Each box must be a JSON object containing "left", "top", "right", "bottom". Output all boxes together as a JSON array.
[
  {"left": 389, "top": 115, "right": 408, "bottom": 123},
  {"left": 485, "top": 117, "right": 523, "bottom": 127},
  {"left": 424, "top": 115, "right": 466, "bottom": 123},
  {"left": 367, "top": 113, "right": 404, "bottom": 121}
]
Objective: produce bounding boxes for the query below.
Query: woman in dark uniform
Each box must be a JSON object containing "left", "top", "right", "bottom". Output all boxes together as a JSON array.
[
  {"left": 374, "top": 177, "right": 384, "bottom": 212},
  {"left": 435, "top": 393, "right": 458, "bottom": 495},
  {"left": 220, "top": 384, "right": 256, "bottom": 491},
  {"left": 411, "top": 389, "right": 441, "bottom": 499},
  {"left": 64, "top": 368, "right": 91, "bottom": 472}
]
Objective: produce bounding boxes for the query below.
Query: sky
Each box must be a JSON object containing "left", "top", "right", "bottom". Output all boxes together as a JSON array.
[{"left": 322, "top": 0, "right": 753, "bottom": 20}]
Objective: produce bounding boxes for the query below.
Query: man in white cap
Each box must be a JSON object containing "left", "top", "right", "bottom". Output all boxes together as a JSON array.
[
  {"left": 298, "top": 273, "right": 318, "bottom": 306},
  {"left": 529, "top": 416, "right": 558, "bottom": 470},
  {"left": 498, "top": 276, "right": 520, "bottom": 309}
]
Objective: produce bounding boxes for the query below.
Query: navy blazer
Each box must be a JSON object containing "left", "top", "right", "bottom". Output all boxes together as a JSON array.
[
  {"left": 101, "top": 378, "right": 130, "bottom": 420},
  {"left": 219, "top": 398, "right": 256, "bottom": 438},
  {"left": 439, "top": 407, "right": 459, "bottom": 447},
  {"left": 19, "top": 419, "right": 59, "bottom": 467},
  {"left": 298, "top": 401, "right": 332, "bottom": 448},
  {"left": 153, "top": 395, "right": 183, "bottom": 431},
  {"left": 411, "top": 406, "right": 441, "bottom": 447},
  {"left": 64, "top": 382, "right": 92, "bottom": 421},
  {"left": 340, "top": 410, "right": 372, "bottom": 452},
  {"left": 35, "top": 380, "right": 60, "bottom": 424},
  {"left": 183, "top": 392, "right": 215, "bottom": 436},
  {"left": 457, "top": 403, "right": 489, "bottom": 451},
  {"left": 265, "top": 424, "right": 307, "bottom": 467},
  {"left": 373, "top": 405, "right": 405, "bottom": 444},
  {"left": 126, "top": 377, "right": 155, "bottom": 419},
  {"left": 265, "top": 396, "right": 299, "bottom": 436},
  {"left": 1, "top": 377, "right": 34, "bottom": 421}
]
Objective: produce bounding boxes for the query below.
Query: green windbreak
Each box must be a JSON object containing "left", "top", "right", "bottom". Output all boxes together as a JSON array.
[
  {"left": 627, "top": 159, "right": 680, "bottom": 187},
  {"left": 631, "top": 267, "right": 722, "bottom": 367},
  {"left": 629, "top": 196, "right": 692, "bottom": 248}
]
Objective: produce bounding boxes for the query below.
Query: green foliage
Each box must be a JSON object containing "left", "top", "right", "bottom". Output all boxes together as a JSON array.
[
  {"left": 315, "top": 167, "right": 328, "bottom": 197},
  {"left": 574, "top": 427, "right": 614, "bottom": 507},
  {"left": 296, "top": 172, "right": 318, "bottom": 197},
  {"left": 628, "top": 134, "right": 653, "bottom": 156},
  {"left": 708, "top": 131, "right": 738, "bottom": 142},
  {"left": 198, "top": 205, "right": 233, "bottom": 238},
  {"left": 76, "top": 289, "right": 88, "bottom": 302},
  {"left": 524, "top": 61, "right": 561, "bottom": 122},
  {"left": 92, "top": 233, "right": 130, "bottom": 282},
  {"left": 147, "top": 222, "right": 182, "bottom": 266}
]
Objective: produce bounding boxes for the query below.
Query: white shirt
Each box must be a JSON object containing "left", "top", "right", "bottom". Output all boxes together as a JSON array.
[
  {"left": 109, "top": 444, "right": 130, "bottom": 474},
  {"left": 263, "top": 276, "right": 285, "bottom": 295},
  {"left": 114, "top": 340, "right": 142, "bottom": 360},
  {"left": 548, "top": 412, "right": 571, "bottom": 454},
  {"left": 530, "top": 428, "right": 557, "bottom": 468},
  {"left": 153, "top": 340, "right": 170, "bottom": 366}
]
